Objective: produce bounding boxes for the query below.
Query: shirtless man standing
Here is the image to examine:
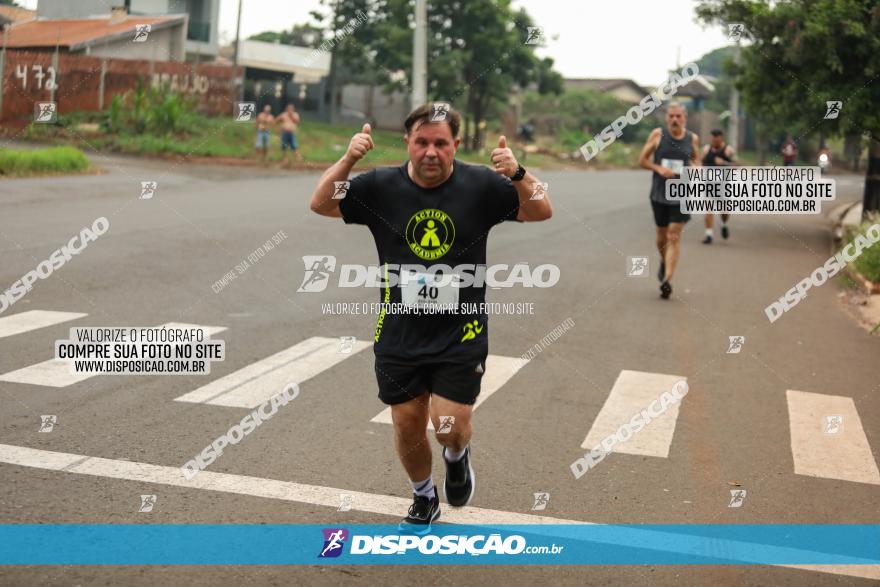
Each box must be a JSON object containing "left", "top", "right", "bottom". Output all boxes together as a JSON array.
[
  {"left": 277, "top": 103, "right": 302, "bottom": 165},
  {"left": 255, "top": 105, "right": 274, "bottom": 163}
]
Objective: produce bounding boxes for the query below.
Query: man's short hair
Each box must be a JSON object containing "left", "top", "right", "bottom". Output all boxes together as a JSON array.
[
  {"left": 666, "top": 101, "right": 687, "bottom": 114},
  {"left": 405, "top": 103, "right": 461, "bottom": 138},
  {"left": 711, "top": 129, "right": 724, "bottom": 136}
]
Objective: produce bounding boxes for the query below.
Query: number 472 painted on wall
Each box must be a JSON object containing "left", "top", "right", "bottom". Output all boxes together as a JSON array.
[{"left": 15, "top": 64, "right": 57, "bottom": 91}]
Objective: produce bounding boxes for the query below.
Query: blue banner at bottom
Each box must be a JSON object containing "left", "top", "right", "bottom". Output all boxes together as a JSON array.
[{"left": 0, "top": 524, "right": 878, "bottom": 565}]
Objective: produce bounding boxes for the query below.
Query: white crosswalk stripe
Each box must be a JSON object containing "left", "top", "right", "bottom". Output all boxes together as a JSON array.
[
  {"left": 0, "top": 323, "right": 225, "bottom": 388},
  {"left": 370, "top": 355, "right": 528, "bottom": 426},
  {"left": 5, "top": 310, "right": 879, "bottom": 504},
  {"left": 0, "top": 310, "right": 86, "bottom": 339},
  {"left": 173, "top": 336, "right": 370, "bottom": 409},
  {"left": 0, "top": 443, "right": 876, "bottom": 578},
  {"left": 786, "top": 389, "right": 880, "bottom": 485},
  {"left": 580, "top": 369, "right": 687, "bottom": 458}
]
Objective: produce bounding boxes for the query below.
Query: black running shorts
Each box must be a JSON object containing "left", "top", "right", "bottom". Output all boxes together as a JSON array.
[
  {"left": 374, "top": 346, "right": 489, "bottom": 406},
  {"left": 651, "top": 199, "right": 691, "bottom": 227}
]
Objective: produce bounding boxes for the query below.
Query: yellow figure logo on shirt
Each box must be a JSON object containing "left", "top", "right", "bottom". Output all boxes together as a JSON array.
[
  {"left": 461, "top": 319, "right": 484, "bottom": 342},
  {"left": 405, "top": 208, "right": 455, "bottom": 260},
  {"left": 420, "top": 220, "right": 441, "bottom": 247}
]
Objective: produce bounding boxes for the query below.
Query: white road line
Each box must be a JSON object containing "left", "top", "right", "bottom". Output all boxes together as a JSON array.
[
  {"left": 786, "top": 390, "right": 880, "bottom": 485},
  {"left": 370, "top": 355, "right": 528, "bottom": 426},
  {"left": 580, "top": 369, "right": 687, "bottom": 457},
  {"left": 0, "top": 360, "right": 94, "bottom": 388},
  {"left": 0, "top": 310, "right": 86, "bottom": 339},
  {"left": 0, "top": 443, "right": 574, "bottom": 525},
  {"left": 174, "top": 336, "right": 370, "bottom": 409},
  {"left": 0, "top": 443, "right": 875, "bottom": 578},
  {"left": 0, "top": 323, "right": 226, "bottom": 388}
]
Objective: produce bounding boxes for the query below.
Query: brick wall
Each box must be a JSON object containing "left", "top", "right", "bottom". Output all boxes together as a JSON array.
[{"left": 0, "top": 50, "right": 239, "bottom": 122}]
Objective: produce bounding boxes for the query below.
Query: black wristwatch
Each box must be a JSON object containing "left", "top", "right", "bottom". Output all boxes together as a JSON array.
[{"left": 510, "top": 164, "right": 526, "bottom": 182}]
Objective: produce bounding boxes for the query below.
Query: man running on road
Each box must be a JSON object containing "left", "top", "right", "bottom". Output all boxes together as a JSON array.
[
  {"left": 309, "top": 104, "right": 552, "bottom": 531},
  {"left": 638, "top": 102, "right": 700, "bottom": 299},
  {"left": 700, "top": 129, "right": 737, "bottom": 244}
]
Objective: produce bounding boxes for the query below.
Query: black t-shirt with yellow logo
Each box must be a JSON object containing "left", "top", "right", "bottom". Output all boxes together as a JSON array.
[{"left": 338, "top": 160, "right": 520, "bottom": 359}]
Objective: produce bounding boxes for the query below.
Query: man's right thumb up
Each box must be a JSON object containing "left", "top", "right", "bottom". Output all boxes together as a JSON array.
[{"left": 362, "top": 123, "right": 371, "bottom": 135}]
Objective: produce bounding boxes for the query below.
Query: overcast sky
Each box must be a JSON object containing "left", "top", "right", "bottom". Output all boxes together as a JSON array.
[{"left": 20, "top": 0, "right": 729, "bottom": 86}]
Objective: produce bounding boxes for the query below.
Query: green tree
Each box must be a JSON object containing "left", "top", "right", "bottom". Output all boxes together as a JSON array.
[
  {"left": 697, "top": 0, "right": 880, "bottom": 214},
  {"left": 694, "top": 46, "right": 735, "bottom": 113},
  {"left": 425, "top": 1, "right": 563, "bottom": 150},
  {"left": 312, "top": 0, "right": 563, "bottom": 150},
  {"left": 522, "top": 88, "right": 650, "bottom": 149},
  {"left": 248, "top": 24, "right": 325, "bottom": 48},
  {"left": 695, "top": 45, "right": 736, "bottom": 77}
]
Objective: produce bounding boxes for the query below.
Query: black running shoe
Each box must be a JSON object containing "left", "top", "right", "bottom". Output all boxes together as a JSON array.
[
  {"left": 660, "top": 280, "right": 672, "bottom": 299},
  {"left": 721, "top": 225, "right": 729, "bottom": 240},
  {"left": 702, "top": 234, "right": 712, "bottom": 244},
  {"left": 444, "top": 447, "right": 475, "bottom": 507},
  {"left": 658, "top": 261, "right": 666, "bottom": 283},
  {"left": 398, "top": 491, "right": 440, "bottom": 534}
]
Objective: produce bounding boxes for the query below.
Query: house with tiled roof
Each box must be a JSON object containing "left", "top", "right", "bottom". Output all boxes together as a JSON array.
[{"left": 0, "top": 7, "right": 187, "bottom": 61}]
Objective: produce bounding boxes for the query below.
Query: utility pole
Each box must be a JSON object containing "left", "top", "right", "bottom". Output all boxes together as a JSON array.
[
  {"left": 0, "top": 24, "right": 8, "bottom": 120},
  {"left": 232, "top": 0, "right": 244, "bottom": 102},
  {"left": 412, "top": 0, "right": 427, "bottom": 108},
  {"left": 51, "top": 30, "right": 59, "bottom": 105},
  {"left": 728, "top": 39, "right": 741, "bottom": 151}
]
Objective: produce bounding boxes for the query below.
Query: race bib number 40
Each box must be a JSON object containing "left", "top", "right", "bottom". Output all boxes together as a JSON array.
[{"left": 400, "top": 271, "right": 459, "bottom": 310}]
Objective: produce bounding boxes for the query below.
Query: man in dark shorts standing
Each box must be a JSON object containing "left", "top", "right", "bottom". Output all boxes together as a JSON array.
[
  {"left": 638, "top": 102, "right": 700, "bottom": 299},
  {"left": 277, "top": 103, "right": 302, "bottom": 166},
  {"left": 309, "top": 104, "right": 552, "bottom": 531},
  {"left": 700, "top": 129, "right": 737, "bottom": 244}
]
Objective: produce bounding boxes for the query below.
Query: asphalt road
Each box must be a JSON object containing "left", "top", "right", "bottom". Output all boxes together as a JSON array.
[{"left": 0, "top": 153, "right": 878, "bottom": 586}]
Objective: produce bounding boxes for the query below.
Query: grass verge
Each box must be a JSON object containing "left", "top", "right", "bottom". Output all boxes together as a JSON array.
[
  {"left": 847, "top": 216, "right": 880, "bottom": 283},
  {"left": 18, "top": 107, "right": 617, "bottom": 169},
  {"left": 0, "top": 146, "right": 90, "bottom": 177}
]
